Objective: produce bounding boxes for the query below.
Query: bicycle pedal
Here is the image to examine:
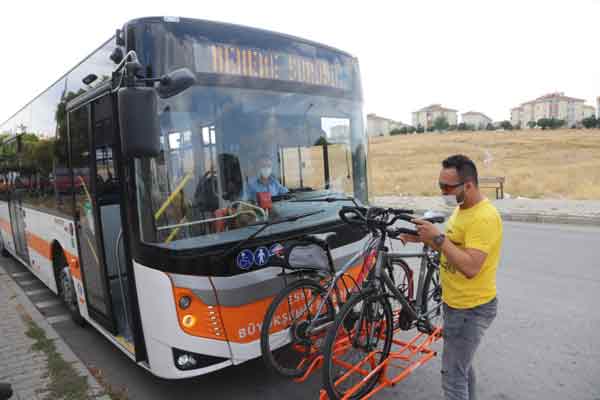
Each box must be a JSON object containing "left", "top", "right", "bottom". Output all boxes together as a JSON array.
[{"left": 416, "top": 319, "right": 433, "bottom": 334}]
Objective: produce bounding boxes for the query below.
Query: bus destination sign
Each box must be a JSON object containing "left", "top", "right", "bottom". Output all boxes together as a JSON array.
[{"left": 193, "top": 42, "right": 353, "bottom": 91}]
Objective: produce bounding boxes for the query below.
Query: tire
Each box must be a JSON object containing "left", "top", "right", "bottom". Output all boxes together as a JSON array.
[
  {"left": 260, "top": 278, "right": 335, "bottom": 378},
  {"left": 0, "top": 237, "right": 10, "bottom": 257},
  {"left": 322, "top": 289, "right": 393, "bottom": 400},
  {"left": 420, "top": 263, "right": 443, "bottom": 334},
  {"left": 59, "top": 267, "right": 86, "bottom": 326}
]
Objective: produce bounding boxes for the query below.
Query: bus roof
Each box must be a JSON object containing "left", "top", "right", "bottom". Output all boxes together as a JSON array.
[
  {"left": 2, "top": 16, "right": 357, "bottom": 128},
  {"left": 125, "top": 16, "right": 356, "bottom": 59}
]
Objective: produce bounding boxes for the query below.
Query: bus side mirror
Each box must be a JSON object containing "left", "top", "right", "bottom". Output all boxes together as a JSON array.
[
  {"left": 118, "top": 86, "right": 161, "bottom": 158},
  {"left": 157, "top": 68, "right": 196, "bottom": 99}
]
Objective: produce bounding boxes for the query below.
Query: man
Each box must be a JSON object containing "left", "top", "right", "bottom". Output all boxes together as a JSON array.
[
  {"left": 400, "top": 154, "right": 502, "bottom": 400},
  {"left": 245, "top": 155, "right": 288, "bottom": 203}
]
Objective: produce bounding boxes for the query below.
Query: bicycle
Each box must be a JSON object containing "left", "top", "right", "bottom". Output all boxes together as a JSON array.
[
  {"left": 260, "top": 204, "right": 417, "bottom": 378},
  {"left": 321, "top": 206, "right": 445, "bottom": 400}
]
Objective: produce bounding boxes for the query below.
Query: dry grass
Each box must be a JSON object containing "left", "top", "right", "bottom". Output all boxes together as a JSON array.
[{"left": 367, "top": 129, "right": 600, "bottom": 200}]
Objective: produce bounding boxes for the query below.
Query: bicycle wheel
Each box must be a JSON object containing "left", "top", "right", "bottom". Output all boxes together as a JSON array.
[
  {"left": 261, "top": 278, "right": 335, "bottom": 378},
  {"left": 420, "top": 263, "right": 443, "bottom": 333},
  {"left": 322, "top": 289, "right": 393, "bottom": 400}
]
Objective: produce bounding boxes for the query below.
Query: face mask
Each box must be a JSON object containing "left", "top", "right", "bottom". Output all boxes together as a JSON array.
[
  {"left": 442, "top": 195, "right": 459, "bottom": 207},
  {"left": 259, "top": 167, "right": 272, "bottom": 179},
  {"left": 442, "top": 186, "right": 465, "bottom": 207}
]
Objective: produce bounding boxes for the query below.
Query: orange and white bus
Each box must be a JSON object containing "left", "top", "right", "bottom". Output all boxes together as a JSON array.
[{"left": 0, "top": 16, "right": 369, "bottom": 379}]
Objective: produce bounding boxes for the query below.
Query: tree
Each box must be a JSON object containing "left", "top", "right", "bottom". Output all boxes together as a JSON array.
[
  {"left": 527, "top": 120, "right": 537, "bottom": 129},
  {"left": 499, "top": 121, "right": 512, "bottom": 130},
  {"left": 582, "top": 116, "right": 597, "bottom": 129},
  {"left": 426, "top": 125, "right": 435, "bottom": 132},
  {"left": 486, "top": 123, "right": 495, "bottom": 131},
  {"left": 406, "top": 125, "right": 416, "bottom": 134},
  {"left": 551, "top": 119, "right": 565, "bottom": 129},
  {"left": 416, "top": 124, "right": 425, "bottom": 133},
  {"left": 389, "top": 128, "right": 406, "bottom": 136},
  {"left": 448, "top": 124, "right": 457, "bottom": 131},
  {"left": 537, "top": 118, "right": 550, "bottom": 130},
  {"left": 457, "top": 122, "right": 468, "bottom": 131},
  {"left": 433, "top": 116, "right": 450, "bottom": 132},
  {"left": 314, "top": 136, "right": 329, "bottom": 146}
]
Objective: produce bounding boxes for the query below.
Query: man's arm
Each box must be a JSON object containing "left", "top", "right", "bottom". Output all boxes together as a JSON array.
[
  {"left": 437, "top": 239, "right": 487, "bottom": 279},
  {"left": 274, "top": 178, "right": 289, "bottom": 194},
  {"left": 412, "top": 219, "right": 488, "bottom": 279}
]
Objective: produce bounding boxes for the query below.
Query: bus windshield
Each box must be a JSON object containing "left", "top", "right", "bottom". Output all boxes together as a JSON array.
[{"left": 134, "top": 85, "right": 366, "bottom": 247}]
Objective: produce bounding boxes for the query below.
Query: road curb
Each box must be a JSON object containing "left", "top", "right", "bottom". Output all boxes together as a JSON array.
[
  {"left": 411, "top": 209, "right": 600, "bottom": 226},
  {"left": 0, "top": 262, "right": 111, "bottom": 400}
]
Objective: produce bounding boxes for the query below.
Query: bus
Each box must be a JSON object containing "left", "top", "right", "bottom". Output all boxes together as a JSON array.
[{"left": 0, "top": 16, "right": 369, "bottom": 379}]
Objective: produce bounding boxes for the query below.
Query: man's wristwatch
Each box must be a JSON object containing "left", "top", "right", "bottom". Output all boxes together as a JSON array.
[{"left": 433, "top": 233, "right": 446, "bottom": 247}]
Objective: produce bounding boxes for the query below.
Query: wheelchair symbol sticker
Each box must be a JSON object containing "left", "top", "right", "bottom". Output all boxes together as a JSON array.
[
  {"left": 254, "top": 247, "right": 270, "bottom": 266},
  {"left": 236, "top": 250, "right": 254, "bottom": 270}
]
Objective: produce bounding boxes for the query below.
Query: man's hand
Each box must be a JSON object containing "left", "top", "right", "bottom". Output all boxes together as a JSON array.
[
  {"left": 398, "top": 233, "right": 422, "bottom": 244},
  {"left": 412, "top": 218, "right": 442, "bottom": 247}
]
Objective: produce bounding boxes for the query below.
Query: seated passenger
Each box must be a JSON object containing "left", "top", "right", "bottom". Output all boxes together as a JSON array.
[{"left": 245, "top": 155, "right": 288, "bottom": 203}]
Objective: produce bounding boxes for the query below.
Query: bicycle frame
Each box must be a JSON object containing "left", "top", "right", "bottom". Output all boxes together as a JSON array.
[
  {"left": 304, "top": 234, "right": 381, "bottom": 336},
  {"left": 378, "top": 244, "right": 440, "bottom": 325}
]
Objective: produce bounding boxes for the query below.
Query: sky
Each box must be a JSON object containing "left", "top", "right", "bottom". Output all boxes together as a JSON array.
[{"left": 0, "top": 0, "right": 598, "bottom": 126}]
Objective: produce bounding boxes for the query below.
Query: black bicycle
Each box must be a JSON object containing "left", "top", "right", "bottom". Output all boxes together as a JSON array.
[
  {"left": 260, "top": 204, "right": 416, "bottom": 378},
  {"left": 321, "top": 206, "right": 444, "bottom": 400}
]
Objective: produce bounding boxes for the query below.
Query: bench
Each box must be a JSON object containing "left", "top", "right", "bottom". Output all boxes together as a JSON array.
[{"left": 479, "top": 176, "right": 505, "bottom": 199}]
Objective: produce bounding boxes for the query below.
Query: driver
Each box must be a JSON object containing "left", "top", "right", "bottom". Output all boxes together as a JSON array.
[{"left": 245, "top": 155, "right": 288, "bottom": 202}]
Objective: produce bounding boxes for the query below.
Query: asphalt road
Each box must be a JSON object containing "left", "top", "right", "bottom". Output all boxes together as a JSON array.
[{"left": 3, "top": 221, "right": 600, "bottom": 399}]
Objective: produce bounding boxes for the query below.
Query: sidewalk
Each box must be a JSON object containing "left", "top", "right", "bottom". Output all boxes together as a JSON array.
[
  {"left": 0, "top": 264, "right": 109, "bottom": 400},
  {"left": 373, "top": 196, "right": 600, "bottom": 226}
]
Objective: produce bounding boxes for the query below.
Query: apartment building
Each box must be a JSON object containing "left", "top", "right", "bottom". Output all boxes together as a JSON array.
[
  {"left": 461, "top": 111, "right": 492, "bottom": 130},
  {"left": 412, "top": 104, "right": 458, "bottom": 129},
  {"left": 366, "top": 113, "right": 404, "bottom": 137},
  {"left": 511, "top": 92, "right": 595, "bottom": 128},
  {"left": 583, "top": 105, "right": 596, "bottom": 119}
]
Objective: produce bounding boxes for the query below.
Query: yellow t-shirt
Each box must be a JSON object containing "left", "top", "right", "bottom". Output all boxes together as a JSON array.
[{"left": 440, "top": 198, "right": 503, "bottom": 309}]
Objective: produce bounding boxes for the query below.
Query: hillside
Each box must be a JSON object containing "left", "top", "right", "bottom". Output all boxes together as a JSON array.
[{"left": 367, "top": 129, "right": 600, "bottom": 200}]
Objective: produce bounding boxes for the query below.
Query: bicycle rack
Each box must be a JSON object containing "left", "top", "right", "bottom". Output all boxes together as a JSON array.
[{"left": 291, "top": 311, "right": 443, "bottom": 400}]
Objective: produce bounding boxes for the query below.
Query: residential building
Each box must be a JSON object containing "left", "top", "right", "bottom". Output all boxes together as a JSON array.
[
  {"left": 366, "top": 113, "right": 404, "bottom": 137},
  {"left": 511, "top": 92, "right": 595, "bottom": 128},
  {"left": 461, "top": 111, "right": 492, "bottom": 130},
  {"left": 583, "top": 105, "right": 596, "bottom": 120},
  {"left": 412, "top": 104, "right": 458, "bottom": 129}
]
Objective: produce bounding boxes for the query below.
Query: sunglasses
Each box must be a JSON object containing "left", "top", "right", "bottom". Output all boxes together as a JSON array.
[{"left": 439, "top": 181, "right": 464, "bottom": 191}]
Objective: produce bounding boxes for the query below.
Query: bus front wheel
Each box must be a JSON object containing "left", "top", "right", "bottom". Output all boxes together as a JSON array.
[{"left": 59, "top": 267, "right": 86, "bottom": 326}]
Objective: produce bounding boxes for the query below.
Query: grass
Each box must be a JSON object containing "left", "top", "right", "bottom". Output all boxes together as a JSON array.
[
  {"left": 366, "top": 128, "right": 600, "bottom": 200},
  {"left": 24, "top": 316, "right": 91, "bottom": 400}
]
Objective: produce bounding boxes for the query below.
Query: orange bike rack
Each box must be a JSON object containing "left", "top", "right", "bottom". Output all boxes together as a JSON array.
[{"left": 291, "top": 310, "right": 443, "bottom": 400}]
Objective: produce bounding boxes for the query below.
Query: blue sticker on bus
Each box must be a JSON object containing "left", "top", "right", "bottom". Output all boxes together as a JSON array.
[
  {"left": 254, "top": 247, "right": 270, "bottom": 266},
  {"left": 269, "top": 243, "right": 285, "bottom": 257},
  {"left": 236, "top": 250, "right": 254, "bottom": 270}
]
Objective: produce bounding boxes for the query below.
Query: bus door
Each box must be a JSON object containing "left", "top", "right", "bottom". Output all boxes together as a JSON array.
[
  {"left": 8, "top": 186, "right": 30, "bottom": 264},
  {"left": 69, "top": 96, "right": 134, "bottom": 351}
]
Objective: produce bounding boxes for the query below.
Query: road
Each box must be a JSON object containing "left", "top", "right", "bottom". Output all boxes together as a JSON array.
[{"left": 2, "top": 221, "right": 599, "bottom": 399}]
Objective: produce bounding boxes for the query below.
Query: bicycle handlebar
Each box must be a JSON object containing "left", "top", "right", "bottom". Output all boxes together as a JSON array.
[
  {"left": 338, "top": 206, "right": 445, "bottom": 236},
  {"left": 338, "top": 205, "right": 368, "bottom": 226}
]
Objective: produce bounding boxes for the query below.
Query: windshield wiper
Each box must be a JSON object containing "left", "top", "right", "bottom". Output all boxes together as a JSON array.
[
  {"left": 221, "top": 210, "right": 324, "bottom": 259},
  {"left": 290, "top": 195, "right": 360, "bottom": 205}
]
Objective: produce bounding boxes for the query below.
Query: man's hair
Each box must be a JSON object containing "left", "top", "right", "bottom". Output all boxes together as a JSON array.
[{"left": 442, "top": 154, "right": 478, "bottom": 185}]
